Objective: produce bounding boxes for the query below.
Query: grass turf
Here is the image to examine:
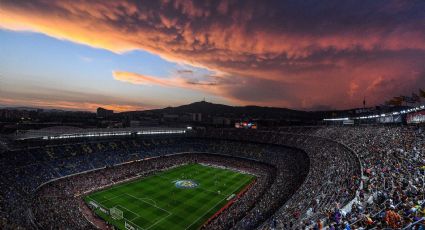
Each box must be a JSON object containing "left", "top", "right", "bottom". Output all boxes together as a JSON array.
[{"left": 84, "top": 163, "right": 255, "bottom": 230}]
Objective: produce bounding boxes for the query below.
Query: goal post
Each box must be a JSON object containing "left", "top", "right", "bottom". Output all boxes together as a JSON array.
[{"left": 110, "top": 207, "right": 123, "bottom": 220}]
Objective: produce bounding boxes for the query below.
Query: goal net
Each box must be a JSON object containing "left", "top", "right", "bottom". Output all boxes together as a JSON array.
[{"left": 110, "top": 207, "right": 123, "bottom": 220}]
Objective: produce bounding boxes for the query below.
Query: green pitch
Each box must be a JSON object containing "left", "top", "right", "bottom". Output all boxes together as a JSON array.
[{"left": 84, "top": 163, "right": 255, "bottom": 230}]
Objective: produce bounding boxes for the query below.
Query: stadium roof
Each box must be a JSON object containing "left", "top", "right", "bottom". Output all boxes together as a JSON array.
[{"left": 14, "top": 126, "right": 187, "bottom": 140}]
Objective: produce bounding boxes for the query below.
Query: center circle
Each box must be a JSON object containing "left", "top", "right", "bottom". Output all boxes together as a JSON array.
[{"left": 175, "top": 180, "right": 199, "bottom": 189}]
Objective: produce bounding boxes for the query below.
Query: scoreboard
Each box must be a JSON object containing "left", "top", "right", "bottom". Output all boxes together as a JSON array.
[{"left": 234, "top": 121, "right": 257, "bottom": 129}]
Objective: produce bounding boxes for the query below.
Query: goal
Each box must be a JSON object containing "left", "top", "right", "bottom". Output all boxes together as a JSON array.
[{"left": 110, "top": 207, "right": 123, "bottom": 220}]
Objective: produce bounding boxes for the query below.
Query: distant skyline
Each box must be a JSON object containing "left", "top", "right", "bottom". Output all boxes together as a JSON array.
[{"left": 1, "top": 0, "right": 424, "bottom": 112}]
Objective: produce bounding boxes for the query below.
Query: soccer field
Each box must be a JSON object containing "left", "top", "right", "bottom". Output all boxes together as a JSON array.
[{"left": 84, "top": 163, "right": 255, "bottom": 230}]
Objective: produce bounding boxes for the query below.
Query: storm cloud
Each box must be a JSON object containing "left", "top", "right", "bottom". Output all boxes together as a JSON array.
[{"left": 1, "top": 0, "right": 424, "bottom": 109}]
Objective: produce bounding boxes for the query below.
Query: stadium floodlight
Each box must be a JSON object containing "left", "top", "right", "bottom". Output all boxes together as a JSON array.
[
  {"left": 323, "top": 117, "right": 349, "bottom": 121},
  {"left": 110, "top": 207, "right": 123, "bottom": 220}
]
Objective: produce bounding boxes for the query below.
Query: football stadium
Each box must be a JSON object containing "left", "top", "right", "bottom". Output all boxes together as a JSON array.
[
  {"left": 1, "top": 122, "right": 425, "bottom": 229},
  {"left": 1, "top": 1, "right": 425, "bottom": 230}
]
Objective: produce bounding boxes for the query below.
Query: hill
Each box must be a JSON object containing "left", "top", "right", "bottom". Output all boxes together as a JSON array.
[{"left": 121, "top": 101, "right": 325, "bottom": 121}]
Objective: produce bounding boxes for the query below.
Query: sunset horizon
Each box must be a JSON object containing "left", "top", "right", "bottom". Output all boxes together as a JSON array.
[{"left": 1, "top": 0, "right": 424, "bottom": 111}]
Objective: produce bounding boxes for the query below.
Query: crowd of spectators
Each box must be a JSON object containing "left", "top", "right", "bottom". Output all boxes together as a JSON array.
[
  {"left": 279, "top": 126, "right": 425, "bottom": 230},
  {"left": 199, "top": 129, "right": 360, "bottom": 229},
  {"left": 1, "top": 126, "right": 423, "bottom": 229}
]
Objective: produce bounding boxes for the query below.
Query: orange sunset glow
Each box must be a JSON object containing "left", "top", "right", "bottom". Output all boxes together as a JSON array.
[{"left": 1, "top": 0, "right": 424, "bottom": 111}]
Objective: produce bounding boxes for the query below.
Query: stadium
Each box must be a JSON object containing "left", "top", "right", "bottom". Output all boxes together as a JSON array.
[
  {"left": 1, "top": 1, "right": 425, "bottom": 229},
  {"left": 0, "top": 123, "right": 424, "bottom": 230}
]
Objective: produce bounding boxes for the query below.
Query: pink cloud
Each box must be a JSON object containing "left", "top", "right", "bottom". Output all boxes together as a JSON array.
[
  {"left": 1, "top": 0, "right": 424, "bottom": 109},
  {"left": 0, "top": 97, "right": 148, "bottom": 112}
]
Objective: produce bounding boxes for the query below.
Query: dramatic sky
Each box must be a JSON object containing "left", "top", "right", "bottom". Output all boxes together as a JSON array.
[{"left": 0, "top": 0, "right": 424, "bottom": 111}]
